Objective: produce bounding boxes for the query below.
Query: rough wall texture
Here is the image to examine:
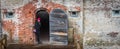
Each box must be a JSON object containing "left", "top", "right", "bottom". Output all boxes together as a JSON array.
[
  {"left": 84, "top": 0, "right": 120, "bottom": 49},
  {"left": 17, "top": 1, "right": 37, "bottom": 44}
]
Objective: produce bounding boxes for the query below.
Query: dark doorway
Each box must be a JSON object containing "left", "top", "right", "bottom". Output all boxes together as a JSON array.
[{"left": 35, "top": 8, "right": 49, "bottom": 44}]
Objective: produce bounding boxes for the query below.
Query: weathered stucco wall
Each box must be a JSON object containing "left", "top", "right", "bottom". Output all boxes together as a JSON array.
[{"left": 84, "top": 0, "right": 120, "bottom": 49}]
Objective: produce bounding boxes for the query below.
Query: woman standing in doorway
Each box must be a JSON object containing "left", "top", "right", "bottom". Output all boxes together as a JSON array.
[{"left": 34, "top": 17, "right": 42, "bottom": 44}]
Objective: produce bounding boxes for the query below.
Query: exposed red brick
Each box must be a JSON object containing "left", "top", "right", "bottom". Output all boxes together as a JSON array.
[
  {"left": 2, "top": 20, "right": 16, "bottom": 42},
  {"left": 42, "top": 0, "right": 47, "bottom": 3},
  {"left": 43, "top": 2, "right": 67, "bottom": 13},
  {"left": 74, "top": 6, "right": 80, "bottom": 11},
  {"left": 16, "top": 1, "right": 67, "bottom": 44},
  {"left": 2, "top": 0, "right": 67, "bottom": 44},
  {"left": 16, "top": 1, "right": 37, "bottom": 44}
]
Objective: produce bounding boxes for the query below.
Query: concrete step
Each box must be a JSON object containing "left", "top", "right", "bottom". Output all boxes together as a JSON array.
[{"left": 7, "top": 44, "right": 76, "bottom": 49}]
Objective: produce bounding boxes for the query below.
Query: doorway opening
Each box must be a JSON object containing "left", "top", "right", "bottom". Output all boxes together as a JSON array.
[{"left": 35, "top": 8, "right": 49, "bottom": 44}]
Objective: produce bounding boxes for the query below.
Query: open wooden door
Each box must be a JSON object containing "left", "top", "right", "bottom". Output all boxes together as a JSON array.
[{"left": 49, "top": 9, "right": 68, "bottom": 45}]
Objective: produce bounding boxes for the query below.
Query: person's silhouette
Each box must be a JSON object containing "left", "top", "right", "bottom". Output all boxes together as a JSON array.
[{"left": 34, "top": 17, "right": 42, "bottom": 44}]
